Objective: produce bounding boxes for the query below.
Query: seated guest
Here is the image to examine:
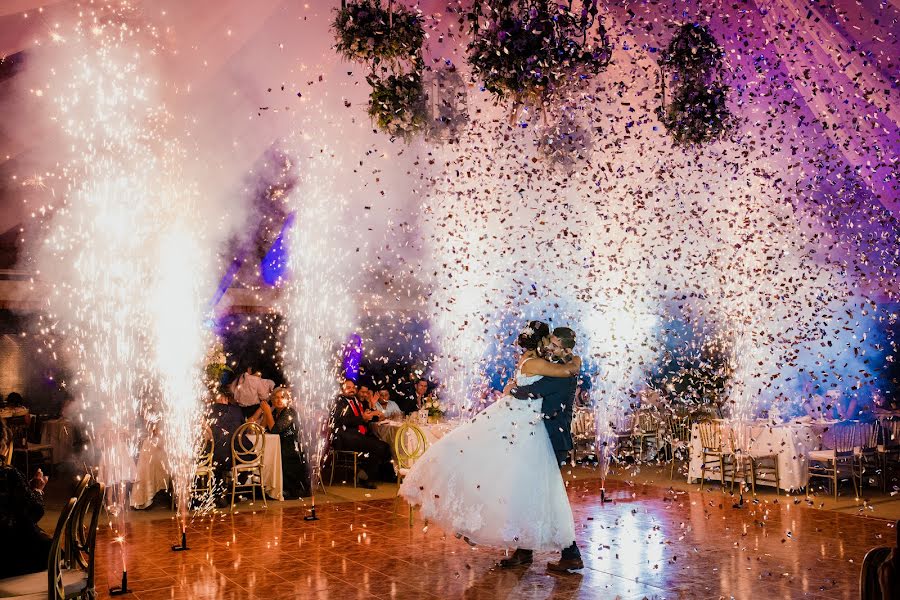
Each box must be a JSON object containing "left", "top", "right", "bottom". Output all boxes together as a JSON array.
[
  {"left": 0, "top": 420, "right": 51, "bottom": 578},
  {"left": 400, "top": 379, "right": 432, "bottom": 414},
  {"left": 263, "top": 387, "right": 310, "bottom": 499},
  {"left": 375, "top": 390, "right": 403, "bottom": 420},
  {"left": 209, "top": 381, "right": 246, "bottom": 506},
  {"left": 329, "top": 379, "right": 392, "bottom": 489},
  {"left": 232, "top": 363, "right": 275, "bottom": 420}
]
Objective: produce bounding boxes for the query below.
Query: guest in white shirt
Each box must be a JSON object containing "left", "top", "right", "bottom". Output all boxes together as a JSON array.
[
  {"left": 375, "top": 390, "right": 403, "bottom": 420},
  {"left": 231, "top": 365, "right": 275, "bottom": 419}
]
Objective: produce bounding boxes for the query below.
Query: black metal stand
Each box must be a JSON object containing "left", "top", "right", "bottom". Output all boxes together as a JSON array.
[
  {"left": 304, "top": 500, "right": 319, "bottom": 521},
  {"left": 600, "top": 487, "right": 610, "bottom": 503},
  {"left": 109, "top": 570, "right": 131, "bottom": 595},
  {"left": 171, "top": 530, "right": 190, "bottom": 551}
]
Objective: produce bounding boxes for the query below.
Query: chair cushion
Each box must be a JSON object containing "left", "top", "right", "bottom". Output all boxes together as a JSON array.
[
  {"left": 0, "top": 568, "right": 86, "bottom": 597},
  {"left": 808, "top": 449, "right": 836, "bottom": 461}
]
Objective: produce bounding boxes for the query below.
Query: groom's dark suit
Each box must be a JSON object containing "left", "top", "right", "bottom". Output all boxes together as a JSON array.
[{"left": 510, "top": 375, "right": 577, "bottom": 464}]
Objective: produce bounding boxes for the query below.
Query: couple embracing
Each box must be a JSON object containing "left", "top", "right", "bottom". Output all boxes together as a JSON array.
[{"left": 399, "top": 321, "right": 584, "bottom": 573}]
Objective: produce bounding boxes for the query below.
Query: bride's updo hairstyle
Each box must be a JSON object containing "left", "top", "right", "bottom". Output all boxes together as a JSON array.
[{"left": 517, "top": 321, "right": 550, "bottom": 350}]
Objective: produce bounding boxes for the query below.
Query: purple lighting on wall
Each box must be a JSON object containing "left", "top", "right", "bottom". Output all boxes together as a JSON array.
[{"left": 342, "top": 334, "right": 362, "bottom": 381}]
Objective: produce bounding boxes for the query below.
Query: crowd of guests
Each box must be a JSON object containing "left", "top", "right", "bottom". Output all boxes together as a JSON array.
[
  {"left": 327, "top": 372, "right": 438, "bottom": 488},
  {"left": 207, "top": 365, "right": 310, "bottom": 505}
]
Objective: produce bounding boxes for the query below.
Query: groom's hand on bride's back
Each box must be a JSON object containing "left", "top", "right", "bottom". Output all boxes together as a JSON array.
[{"left": 509, "top": 387, "right": 537, "bottom": 400}]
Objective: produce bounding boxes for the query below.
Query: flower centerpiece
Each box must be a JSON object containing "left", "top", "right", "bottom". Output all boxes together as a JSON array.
[
  {"left": 464, "top": 1, "right": 612, "bottom": 105},
  {"left": 424, "top": 396, "right": 444, "bottom": 422},
  {"left": 203, "top": 342, "right": 232, "bottom": 397},
  {"left": 656, "top": 23, "right": 734, "bottom": 146}
]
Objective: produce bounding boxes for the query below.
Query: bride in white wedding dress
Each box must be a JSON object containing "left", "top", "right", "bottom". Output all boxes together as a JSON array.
[{"left": 399, "top": 322, "right": 580, "bottom": 551}]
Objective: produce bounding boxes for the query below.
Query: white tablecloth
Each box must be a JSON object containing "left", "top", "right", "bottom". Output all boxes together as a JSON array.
[
  {"left": 260, "top": 433, "right": 283, "bottom": 501},
  {"left": 0, "top": 405, "right": 28, "bottom": 419},
  {"left": 131, "top": 437, "right": 168, "bottom": 509},
  {"left": 688, "top": 420, "right": 833, "bottom": 491},
  {"left": 40, "top": 418, "right": 73, "bottom": 464},
  {"left": 373, "top": 419, "right": 453, "bottom": 459}
]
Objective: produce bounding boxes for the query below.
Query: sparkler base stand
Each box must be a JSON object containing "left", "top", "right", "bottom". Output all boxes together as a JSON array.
[
  {"left": 109, "top": 570, "right": 131, "bottom": 595},
  {"left": 599, "top": 487, "right": 610, "bottom": 504},
  {"left": 171, "top": 530, "right": 190, "bottom": 551},
  {"left": 304, "top": 503, "right": 319, "bottom": 521}
]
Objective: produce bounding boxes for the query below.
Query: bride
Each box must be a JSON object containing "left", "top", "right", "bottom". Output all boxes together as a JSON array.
[{"left": 399, "top": 321, "right": 580, "bottom": 552}]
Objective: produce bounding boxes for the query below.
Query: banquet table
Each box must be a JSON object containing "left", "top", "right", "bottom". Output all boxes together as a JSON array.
[
  {"left": 131, "top": 437, "right": 168, "bottom": 509},
  {"left": 260, "top": 433, "right": 283, "bottom": 501},
  {"left": 39, "top": 418, "right": 73, "bottom": 464},
  {"left": 373, "top": 419, "right": 453, "bottom": 459},
  {"left": 688, "top": 419, "right": 837, "bottom": 491}
]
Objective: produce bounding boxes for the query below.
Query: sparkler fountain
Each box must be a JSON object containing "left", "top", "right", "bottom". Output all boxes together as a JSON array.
[
  {"left": 280, "top": 145, "right": 354, "bottom": 521},
  {"left": 29, "top": 1, "right": 212, "bottom": 570}
]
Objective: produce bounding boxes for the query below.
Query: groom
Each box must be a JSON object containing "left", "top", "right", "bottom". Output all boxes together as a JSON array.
[{"left": 502, "top": 326, "right": 584, "bottom": 573}]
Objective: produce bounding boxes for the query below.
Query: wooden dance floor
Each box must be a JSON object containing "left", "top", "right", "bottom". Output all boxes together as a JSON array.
[{"left": 91, "top": 480, "right": 893, "bottom": 599}]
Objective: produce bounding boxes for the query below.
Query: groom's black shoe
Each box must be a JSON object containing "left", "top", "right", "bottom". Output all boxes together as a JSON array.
[
  {"left": 547, "top": 556, "right": 584, "bottom": 573},
  {"left": 499, "top": 549, "right": 533, "bottom": 568}
]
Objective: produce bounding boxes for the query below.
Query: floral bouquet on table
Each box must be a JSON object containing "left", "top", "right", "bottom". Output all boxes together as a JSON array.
[
  {"left": 424, "top": 396, "right": 443, "bottom": 422},
  {"left": 203, "top": 342, "right": 232, "bottom": 397}
]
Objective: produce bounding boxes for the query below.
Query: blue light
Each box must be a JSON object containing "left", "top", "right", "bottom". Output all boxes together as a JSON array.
[
  {"left": 261, "top": 213, "right": 295, "bottom": 286},
  {"left": 342, "top": 334, "right": 363, "bottom": 381}
]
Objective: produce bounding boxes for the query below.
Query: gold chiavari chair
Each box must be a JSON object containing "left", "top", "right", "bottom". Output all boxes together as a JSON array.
[
  {"left": 230, "top": 421, "right": 267, "bottom": 511},
  {"left": 393, "top": 423, "right": 428, "bottom": 526},
  {"left": 171, "top": 425, "right": 215, "bottom": 511},
  {"left": 632, "top": 410, "right": 661, "bottom": 461},
  {"left": 808, "top": 422, "right": 860, "bottom": 500},
  {"left": 878, "top": 419, "right": 900, "bottom": 492},
  {"left": 856, "top": 421, "right": 881, "bottom": 490},
  {"left": 570, "top": 409, "right": 595, "bottom": 464},
  {"left": 668, "top": 416, "right": 692, "bottom": 480},
  {"left": 0, "top": 496, "right": 78, "bottom": 600},
  {"left": 697, "top": 420, "right": 735, "bottom": 490}
]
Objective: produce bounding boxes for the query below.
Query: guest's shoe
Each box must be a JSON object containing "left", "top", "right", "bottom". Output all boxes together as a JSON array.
[
  {"left": 498, "top": 549, "right": 533, "bottom": 568},
  {"left": 547, "top": 556, "right": 584, "bottom": 573}
]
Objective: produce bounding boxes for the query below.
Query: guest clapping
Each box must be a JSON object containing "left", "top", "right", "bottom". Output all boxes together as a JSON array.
[{"left": 0, "top": 421, "right": 52, "bottom": 578}]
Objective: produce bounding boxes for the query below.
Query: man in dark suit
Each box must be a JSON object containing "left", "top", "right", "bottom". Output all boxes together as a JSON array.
[
  {"left": 329, "top": 379, "right": 392, "bottom": 489},
  {"left": 503, "top": 327, "right": 583, "bottom": 573}
]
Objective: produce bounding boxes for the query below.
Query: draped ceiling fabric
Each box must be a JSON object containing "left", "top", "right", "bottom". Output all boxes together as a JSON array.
[{"left": 0, "top": 0, "right": 896, "bottom": 291}]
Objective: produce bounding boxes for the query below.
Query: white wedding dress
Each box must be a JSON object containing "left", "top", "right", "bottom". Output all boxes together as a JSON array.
[{"left": 399, "top": 362, "right": 576, "bottom": 551}]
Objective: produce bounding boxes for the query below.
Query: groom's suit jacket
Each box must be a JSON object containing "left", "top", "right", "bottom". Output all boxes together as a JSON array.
[{"left": 510, "top": 376, "right": 578, "bottom": 456}]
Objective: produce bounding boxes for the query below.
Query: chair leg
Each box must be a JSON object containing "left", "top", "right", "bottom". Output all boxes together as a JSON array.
[
  {"left": 261, "top": 472, "right": 268, "bottom": 509},
  {"left": 329, "top": 454, "right": 336, "bottom": 486},
  {"left": 698, "top": 452, "right": 706, "bottom": 490},
  {"left": 353, "top": 454, "right": 357, "bottom": 488},
  {"left": 719, "top": 455, "right": 726, "bottom": 489},
  {"left": 230, "top": 473, "right": 237, "bottom": 512},
  {"left": 773, "top": 457, "right": 780, "bottom": 495}
]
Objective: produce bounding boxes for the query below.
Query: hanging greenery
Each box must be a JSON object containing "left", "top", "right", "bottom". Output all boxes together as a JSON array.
[
  {"left": 367, "top": 72, "right": 428, "bottom": 139},
  {"left": 656, "top": 82, "right": 731, "bottom": 146},
  {"left": 657, "top": 23, "right": 733, "bottom": 146},
  {"left": 464, "top": 1, "right": 612, "bottom": 104},
  {"left": 332, "top": 0, "right": 425, "bottom": 67},
  {"left": 659, "top": 23, "right": 724, "bottom": 82}
]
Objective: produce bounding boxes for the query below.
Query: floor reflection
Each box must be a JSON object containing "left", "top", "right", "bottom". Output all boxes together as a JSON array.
[{"left": 89, "top": 480, "right": 892, "bottom": 599}]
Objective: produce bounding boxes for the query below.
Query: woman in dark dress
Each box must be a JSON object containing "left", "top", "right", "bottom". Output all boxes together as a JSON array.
[
  {"left": 0, "top": 420, "right": 52, "bottom": 578},
  {"left": 267, "top": 387, "right": 310, "bottom": 499}
]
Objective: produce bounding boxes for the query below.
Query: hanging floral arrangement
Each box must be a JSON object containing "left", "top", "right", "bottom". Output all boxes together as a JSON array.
[
  {"left": 464, "top": 1, "right": 612, "bottom": 105},
  {"left": 656, "top": 23, "right": 734, "bottom": 146},
  {"left": 367, "top": 72, "right": 428, "bottom": 139},
  {"left": 333, "top": 0, "right": 429, "bottom": 140},
  {"left": 332, "top": 0, "right": 424, "bottom": 67}
]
